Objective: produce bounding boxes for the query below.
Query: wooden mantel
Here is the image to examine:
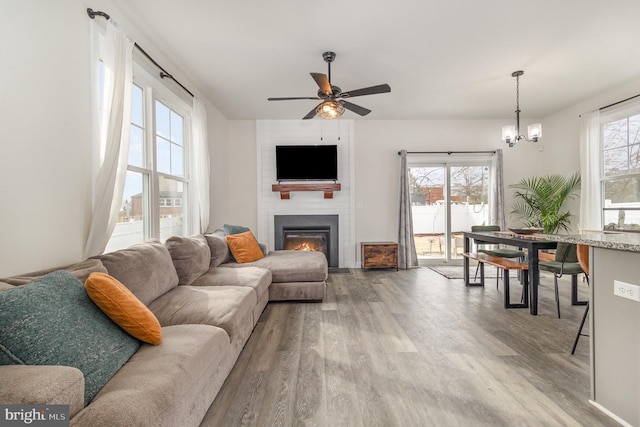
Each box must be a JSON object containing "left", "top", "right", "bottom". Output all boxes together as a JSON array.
[{"left": 272, "top": 183, "right": 341, "bottom": 200}]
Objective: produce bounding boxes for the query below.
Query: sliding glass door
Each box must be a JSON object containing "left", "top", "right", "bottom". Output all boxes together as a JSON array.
[{"left": 408, "top": 154, "right": 492, "bottom": 264}]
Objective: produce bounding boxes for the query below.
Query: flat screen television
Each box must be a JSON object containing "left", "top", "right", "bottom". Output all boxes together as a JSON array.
[{"left": 276, "top": 145, "right": 338, "bottom": 181}]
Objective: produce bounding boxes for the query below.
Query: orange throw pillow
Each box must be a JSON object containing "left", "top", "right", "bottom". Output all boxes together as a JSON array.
[
  {"left": 225, "top": 231, "right": 265, "bottom": 263},
  {"left": 85, "top": 272, "right": 162, "bottom": 345}
]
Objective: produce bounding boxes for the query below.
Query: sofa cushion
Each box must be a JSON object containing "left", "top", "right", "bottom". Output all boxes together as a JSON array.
[
  {"left": 0, "top": 258, "right": 107, "bottom": 286},
  {"left": 0, "top": 270, "right": 140, "bottom": 405},
  {"left": 269, "top": 281, "right": 326, "bottom": 301},
  {"left": 93, "top": 240, "right": 179, "bottom": 306},
  {"left": 222, "top": 250, "right": 328, "bottom": 283},
  {"left": 165, "top": 234, "right": 211, "bottom": 285},
  {"left": 204, "top": 230, "right": 231, "bottom": 267},
  {"left": 191, "top": 266, "right": 271, "bottom": 299},
  {"left": 0, "top": 365, "right": 85, "bottom": 418},
  {"left": 85, "top": 272, "right": 162, "bottom": 345},
  {"left": 226, "top": 231, "right": 265, "bottom": 263},
  {"left": 71, "top": 324, "right": 230, "bottom": 427},
  {"left": 148, "top": 286, "right": 255, "bottom": 344}
]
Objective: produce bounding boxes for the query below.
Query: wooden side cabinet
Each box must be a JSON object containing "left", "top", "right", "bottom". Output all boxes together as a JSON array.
[{"left": 361, "top": 242, "right": 398, "bottom": 271}]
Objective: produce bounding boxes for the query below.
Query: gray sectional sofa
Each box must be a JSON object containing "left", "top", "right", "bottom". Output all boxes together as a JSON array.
[{"left": 0, "top": 231, "right": 328, "bottom": 426}]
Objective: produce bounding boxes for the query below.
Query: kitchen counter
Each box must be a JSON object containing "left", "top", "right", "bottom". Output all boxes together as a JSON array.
[
  {"left": 546, "top": 232, "right": 640, "bottom": 252},
  {"left": 548, "top": 232, "right": 639, "bottom": 427}
]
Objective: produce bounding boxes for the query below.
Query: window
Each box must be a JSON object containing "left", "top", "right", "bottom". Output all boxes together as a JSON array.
[
  {"left": 105, "top": 65, "right": 192, "bottom": 252},
  {"left": 601, "top": 103, "right": 640, "bottom": 232}
]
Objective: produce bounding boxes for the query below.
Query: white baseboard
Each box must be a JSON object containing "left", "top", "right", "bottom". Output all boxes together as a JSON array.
[{"left": 589, "top": 400, "right": 633, "bottom": 427}]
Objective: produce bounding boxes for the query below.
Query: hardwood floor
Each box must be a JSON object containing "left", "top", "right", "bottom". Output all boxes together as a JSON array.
[{"left": 201, "top": 267, "right": 617, "bottom": 426}]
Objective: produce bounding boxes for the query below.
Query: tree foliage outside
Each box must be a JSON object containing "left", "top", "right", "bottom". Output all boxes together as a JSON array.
[
  {"left": 409, "top": 166, "right": 489, "bottom": 205},
  {"left": 509, "top": 173, "right": 581, "bottom": 234}
]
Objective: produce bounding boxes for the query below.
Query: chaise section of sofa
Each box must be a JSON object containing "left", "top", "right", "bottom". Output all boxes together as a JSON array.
[
  {"left": 204, "top": 230, "right": 328, "bottom": 301},
  {"left": 221, "top": 250, "right": 328, "bottom": 301}
]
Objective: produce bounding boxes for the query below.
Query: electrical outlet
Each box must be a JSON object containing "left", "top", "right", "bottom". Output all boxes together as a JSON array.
[{"left": 613, "top": 280, "right": 640, "bottom": 302}]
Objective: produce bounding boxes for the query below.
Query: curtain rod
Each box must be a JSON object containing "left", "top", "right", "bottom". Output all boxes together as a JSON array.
[
  {"left": 599, "top": 93, "right": 640, "bottom": 111},
  {"left": 87, "top": 8, "right": 194, "bottom": 98},
  {"left": 578, "top": 93, "right": 640, "bottom": 117},
  {"left": 398, "top": 150, "right": 496, "bottom": 155}
]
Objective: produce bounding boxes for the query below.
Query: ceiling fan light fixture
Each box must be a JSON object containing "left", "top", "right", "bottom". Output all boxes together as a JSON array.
[{"left": 316, "top": 100, "right": 344, "bottom": 119}]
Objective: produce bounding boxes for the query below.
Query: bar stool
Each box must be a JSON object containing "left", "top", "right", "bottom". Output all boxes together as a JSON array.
[
  {"left": 571, "top": 244, "right": 590, "bottom": 355},
  {"left": 539, "top": 242, "right": 585, "bottom": 318}
]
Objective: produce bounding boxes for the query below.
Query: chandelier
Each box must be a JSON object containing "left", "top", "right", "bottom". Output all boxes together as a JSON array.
[
  {"left": 316, "top": 100, "right": 345, "bottom": 119},
  {"left": 502, "top": 70, "right": 542, "bottom": 147}
]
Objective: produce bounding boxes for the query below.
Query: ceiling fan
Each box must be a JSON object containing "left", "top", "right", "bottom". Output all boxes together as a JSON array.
[{"left": 267, "top": 51, "right": 391, "bottom": 119}]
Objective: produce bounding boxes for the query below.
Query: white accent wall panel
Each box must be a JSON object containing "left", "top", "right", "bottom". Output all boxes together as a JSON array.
[{"left": 256, "top": 120, "right": 356, "bottom": 268}]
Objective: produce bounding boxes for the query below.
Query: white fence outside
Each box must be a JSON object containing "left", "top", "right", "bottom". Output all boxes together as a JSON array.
[
  {"left": 411, "top": 203, "right": 488, "bottom": 235},
  {"left": 105, "top": 217, "right": 183, "bottom": 253}
]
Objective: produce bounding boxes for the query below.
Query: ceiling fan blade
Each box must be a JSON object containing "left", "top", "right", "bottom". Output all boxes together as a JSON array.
[
  {"left": 340, "top": 84, "right": 391, "bottom": 98},
  {"left": 303, "top": 103, "right": 322, "bottom": 120},
  {"left": 268, "top": 97, "right": 321, "bottom": 101},
  {"left": 310, "top": 73, "right": 332, "bottom": 96},
  {"left": 341, "top": 100, "right": 371, "bottom": 116}
]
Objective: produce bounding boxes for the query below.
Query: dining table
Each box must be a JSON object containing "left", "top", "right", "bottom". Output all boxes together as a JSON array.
[{"left": 462, "top": 230, "right": 558, "bottom": 315}]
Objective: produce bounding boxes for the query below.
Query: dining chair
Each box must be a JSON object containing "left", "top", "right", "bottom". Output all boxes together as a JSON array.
[
  {"left": 471, "top": 225, "right": 526, "bottom": 289},
  {"left": 571, "top": 244, "right": 590, "bottom": 355},
  {"left": 538, "top": 242, "right": 585, "bottom": 318}
]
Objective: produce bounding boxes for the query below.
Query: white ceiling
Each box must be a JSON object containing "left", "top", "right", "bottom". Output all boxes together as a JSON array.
[{"left": 111, "top": 0, "right": 640, "bottom": 120}]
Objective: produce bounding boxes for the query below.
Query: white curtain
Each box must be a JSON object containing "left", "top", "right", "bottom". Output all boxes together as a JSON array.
[
  {"left": 579, "top": 110, "right": 602, "bottom": 232},
  {"left": 84, "top": 20, "right": 134, "bottom": 258},
  {"left": 192, "top": 97, "right": 210, "bottom": 233},
  {"left": 398, "top": 150, "right": 418, "bottom": 269},
  {"left": 490, "top": 149, "right": 506, "bottom": 229}
]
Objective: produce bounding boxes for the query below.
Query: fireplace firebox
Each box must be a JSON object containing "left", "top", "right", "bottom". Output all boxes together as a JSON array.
[
  {"left": 274, "top": 215, "right": 339, "bottom": 268},
  {"left": 284, "top": 231, "right": 328, "bottom": 253}
]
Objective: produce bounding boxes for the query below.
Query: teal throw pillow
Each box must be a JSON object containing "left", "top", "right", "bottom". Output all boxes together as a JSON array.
[
  {"left": 0, "top": 270, "right": 140, "bottom": 405},
  {"left": 223, "top": 224, "right": 250, "bottom": 235}
]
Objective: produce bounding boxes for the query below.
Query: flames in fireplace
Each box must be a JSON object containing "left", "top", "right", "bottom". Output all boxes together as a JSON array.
[{"left": 284, "top": 234, "right": 326, "bottom": 254}]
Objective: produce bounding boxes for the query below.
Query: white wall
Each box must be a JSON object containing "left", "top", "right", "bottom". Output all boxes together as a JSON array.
[
  {"left": 352, "top": 119, "right": 547, "bottom": 245},
  {"left": 3, "top": 1, "right": 640, "bottom": 276},
  {"left": 227, "top": 76, "right": 640, "bottom": 265},
  {"left": 255, "top": 120, "right": 357, "bottom": 268},
  {"left": 222, "top": 121, "right": 257, "bottom": 230},
  {"left": 0, "top": 2, "right": 92, "bottom": 276},
  {"left": 0, "top": 0, "right": 228, "bottom": 276}
]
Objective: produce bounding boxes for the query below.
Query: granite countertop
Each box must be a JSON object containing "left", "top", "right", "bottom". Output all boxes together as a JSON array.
[{"left": 546, "top": 232, "right": 640, "bottom": 253}]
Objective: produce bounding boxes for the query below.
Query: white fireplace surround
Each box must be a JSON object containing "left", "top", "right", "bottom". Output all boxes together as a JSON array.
[{"left": 256, "top": 120, "right": 356, "bottom": 268}]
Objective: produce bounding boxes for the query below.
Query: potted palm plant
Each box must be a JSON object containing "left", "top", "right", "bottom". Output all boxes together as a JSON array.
[{"left": 510, "top": 172, "right": 581, "bottom": 234}]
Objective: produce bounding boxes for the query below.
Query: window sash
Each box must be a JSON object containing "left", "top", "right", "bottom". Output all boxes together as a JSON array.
[
  {"left": 106, "top": 62, "right": 192, "bottom": 251},
  {"left": 600, "top": 100, "right": 640, "bottom": 232}
]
